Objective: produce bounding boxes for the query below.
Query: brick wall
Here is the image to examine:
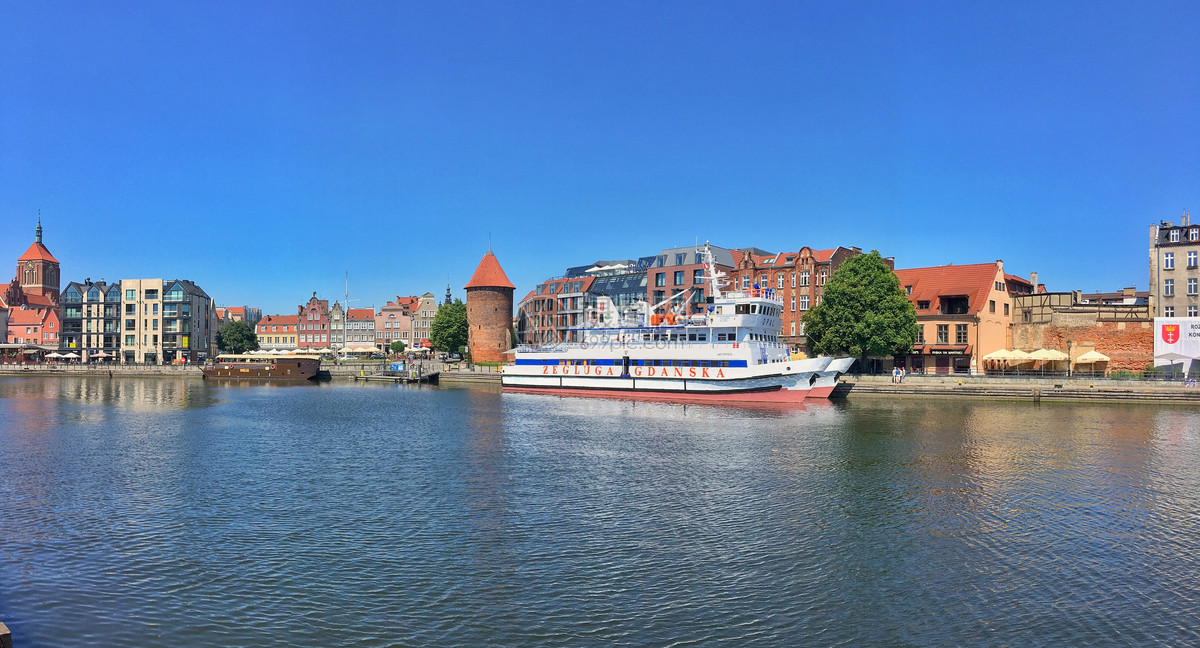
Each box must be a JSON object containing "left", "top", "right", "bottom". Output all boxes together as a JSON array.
[{"left": 1012, "top": 319, "right": 1153, "bottom": 372}]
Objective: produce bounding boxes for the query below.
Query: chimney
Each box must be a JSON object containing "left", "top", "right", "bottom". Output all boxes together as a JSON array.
[
  {"left": 1122, "top": 286, "right": 1135, "bottom": 297},
  {"left": 1030, "top": 272, "right": 1038, "bottom": 292},
  {"left": 1185, "top": 211, "right": 1191, "bottom": 227}
]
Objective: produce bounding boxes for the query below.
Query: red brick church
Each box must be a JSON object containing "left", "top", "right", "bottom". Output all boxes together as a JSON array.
[{"left": 2, "top": 218, "right": 62, "bottom": 353}]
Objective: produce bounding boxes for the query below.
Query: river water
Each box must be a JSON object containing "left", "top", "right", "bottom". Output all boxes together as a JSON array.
[{"left": 2, "top": 376, "right": 1199, "bottom": 647}]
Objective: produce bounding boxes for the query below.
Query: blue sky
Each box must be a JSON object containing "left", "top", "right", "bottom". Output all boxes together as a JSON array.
[{"left": 3, "top": 1, "right": 1197, "bottom": 315}]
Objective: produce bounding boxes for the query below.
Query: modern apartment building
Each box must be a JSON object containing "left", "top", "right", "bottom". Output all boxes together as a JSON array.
[
  {"left": 119, "top": 279, "right": 214, "bottom": 364},
  {"left": 645, "top": 245, "right": 739, "bottom": 316},
  {"left": 60, "top": 279, "right": 122, "bottom": 361},
  {"left": 1149, "top": 214, "right": 1200, "bottom": 318}
]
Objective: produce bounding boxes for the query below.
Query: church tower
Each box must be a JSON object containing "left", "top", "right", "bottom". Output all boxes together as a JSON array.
[
  {"left": 15, "top": 217, "right": 61, "bottom": 306},
  {"left": 465, "top": 249, "right": 515, "bottom": 364}
]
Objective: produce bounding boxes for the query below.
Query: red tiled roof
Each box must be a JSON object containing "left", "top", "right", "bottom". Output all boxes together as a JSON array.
[
  {"left": 1003, "top": 273, "right": 1035, "bottom": 289},
  {"left": 7, "top": 308, "right": 51, "bottom": 325},
  {"left": 24, "top": 294, "right": 55, "bottom": 308},
  {"left": 18, "top": 242, "right": 58, "bottom": 264},
  {"left": 812, "top": 248, "right": 836, "bottom": 263},
  {"left": 347, "top": 308, "right": 374, "bottom": 319},
  {"left": 259, "top": 314, "right": 298, "bottom": 326},
  {"left": 894, "top": 263, "right": 1004, "bottom": 315},
  {"left": 465, "top": 251, "right": 515, "bottom": 289}
]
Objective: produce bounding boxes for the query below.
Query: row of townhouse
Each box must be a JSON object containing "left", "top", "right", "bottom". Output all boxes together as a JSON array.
[
  {"left": 2, "top": 221, "right": 216, "bottom": 364},
  {"left": 515, "top": 239, "right": 1159, "bottom": 375},
  {"left": 252, "top": 291, "right": 444, "bottom": 353}
]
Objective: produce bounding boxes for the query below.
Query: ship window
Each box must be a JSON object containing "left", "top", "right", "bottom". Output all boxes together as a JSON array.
[
  {"left": 699, "top": 334, "right": 707, "bottom": 341},
  {"left": 719, "top": 361, "right": 729, "bottom": 367},
  {"left": 689, "top": 333, "right": 697, "bottom": 341}
]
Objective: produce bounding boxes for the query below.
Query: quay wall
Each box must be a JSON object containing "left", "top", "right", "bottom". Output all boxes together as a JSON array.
[{"left": 840, "top": 374, "right": 1200, "bottom": 404}]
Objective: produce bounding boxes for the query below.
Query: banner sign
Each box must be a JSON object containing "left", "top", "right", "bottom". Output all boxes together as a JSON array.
[{"left": 1153, "top": 318, "right": 1200, "bottom": 366}]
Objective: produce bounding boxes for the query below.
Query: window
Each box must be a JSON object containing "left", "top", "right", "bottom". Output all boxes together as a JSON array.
[
  {"left": 799, "top": 271, "right": 809, "bottom": 287},
  {"left": 791, "top": 297, "right": 796, "bottom": 311},
  {"left": 656, "top": 256, "right": 665, "bottom": 268},
  {"left": 956, "top": 324, "right": 968, "bottom": 344},
  {"left": 655, "top": 273, "right": 666, "bottom": 287},
  {"left": 819, "top": 270, "right": 828, "bottom": 285},
  {"left": 674, "top": 271, "right": 684, "bottom": 285},
  {"left": 125, "top": 335, "right": 135, "bottom": 346},
  {"left": 917, "top": 300, "right": 930, "bottom": 310},
  {"left": 126, "top": 289, "right": 135, "bottom": 300},
  {"left": 989, "top": 300, "right": 996, "bottom": 313},
  {"left": 145, "top": 289, "right": 158, "bottom": 300},
  {"left": 791, "top": 273, "right": 796, "bottom": 288},
  {"left": 800, "top": 295, "right": 809, "bottom": 310},
  {"left": 1189, "top": 278, "right": 1198, "bottom": 295},
  {"left": 1165, "top": 252, "right": 1175, "bottom": 269},
  {"left": 1004, "top": 303, "right": 1010, "bottom": 316},
  {"left": 906, "top": 285, "right": 913, "bottom": 295},
  {"left": 675, "top": 253, "right": 685, "bottom": 265},
  {"left": 1192, "top": 228, "right": 1199, "bottom": 241},
  {"left": 1171, "top": 229, "right": 1180, "bottom": 242},
  {"left": 777, "top": 275, "right": 784, "bottom": 289},
  {"left": 1190, "top": 306, "right": 1199, "bottom": 317},
  {"left": 916, "top": 325, "right": 925, "bottom": 344},
  {"left": 693, "top": 269, "right": 704, "bottom": 284},
  {"left": 1165, "top": 306, "right": 1175, "bottom": 317},
  {"left": 1190, "top": 251, "right": 1198, "bottom": 268},
  {"left": 1165, "top": 278, "right": 1175, "bottom": 296},
  {"left": 741, "top": 276, "right": 749, "bottom": 289},
  {"left": 937, "top": 324, "right": 949, "bottom": 344}
]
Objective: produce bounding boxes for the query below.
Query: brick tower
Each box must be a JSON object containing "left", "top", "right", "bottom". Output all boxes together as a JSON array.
[
  {"left": 465, "top": 249, "right": 515, "bottom": 363},
  {"left": 13, "top": 217, "right": 61, "bottom": 306}
]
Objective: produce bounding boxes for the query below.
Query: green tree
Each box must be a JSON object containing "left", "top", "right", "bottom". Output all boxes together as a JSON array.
[
  {"left": 390, "top": 340, "right": 406, "bottom": 354},
  {"left": 429, "top": 299, "right": 468, "bottom": 353},
  {"left": 215, "top": 320, "right": 259, "bottom": 354},
  {"left": 802, "top": 251, "right": 916, "bottom": 365}
]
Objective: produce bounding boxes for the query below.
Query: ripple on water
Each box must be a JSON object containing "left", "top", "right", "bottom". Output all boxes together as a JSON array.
[{"left": 2, "top": 381, "right": 1200, "bottom": 646}]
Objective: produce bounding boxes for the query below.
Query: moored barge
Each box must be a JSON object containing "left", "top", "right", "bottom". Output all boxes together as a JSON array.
[{"left": 202, "top": 354, "right": 322, "bottom": 381}]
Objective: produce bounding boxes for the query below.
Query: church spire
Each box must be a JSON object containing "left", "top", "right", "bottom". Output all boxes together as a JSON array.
[{"left": 35, "top": 212, "right": 43, "bottom": 244}]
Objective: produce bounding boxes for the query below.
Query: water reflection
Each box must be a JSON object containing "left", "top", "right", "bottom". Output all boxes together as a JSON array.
[{"left": 3, "top": 381, "right": 1200, "bottom": 646}]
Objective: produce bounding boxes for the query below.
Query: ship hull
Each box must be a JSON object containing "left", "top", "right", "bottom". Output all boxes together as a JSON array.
[{"left": 201, "top": 357, "right": 322, "bottom": 381}]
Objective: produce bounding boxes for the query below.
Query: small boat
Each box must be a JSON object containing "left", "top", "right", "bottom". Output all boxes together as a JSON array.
[
  {"left": 502, "top": 243, "right": 853, "bottom": 403},
  {"left": 201, "top": 354, "right": 322, "bottom": 381}
]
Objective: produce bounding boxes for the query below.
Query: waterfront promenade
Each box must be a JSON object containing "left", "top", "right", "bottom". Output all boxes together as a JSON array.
[{"left": 3, "top": 363, "right": 1198, "bottom": 403}]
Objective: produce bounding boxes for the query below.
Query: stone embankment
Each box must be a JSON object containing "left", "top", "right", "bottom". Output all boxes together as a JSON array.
[{"left": 838, "top": 374, "right": 1200, "bottom": 404}]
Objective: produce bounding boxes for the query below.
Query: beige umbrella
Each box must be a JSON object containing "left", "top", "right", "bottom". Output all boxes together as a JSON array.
[
  {"left": 982, "top": 349, "right": 1015, "bottom": 361},
  {"left": 1075, "top": 350, "right": 1110, "bottom": 363},
  {"left": 1028, "top": 348, "right": 1069, "bottom": 361}
]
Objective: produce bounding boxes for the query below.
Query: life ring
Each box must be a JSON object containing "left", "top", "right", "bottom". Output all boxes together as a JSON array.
[{"left": 269, "top": 364, "right": 276, "bottom": 370}]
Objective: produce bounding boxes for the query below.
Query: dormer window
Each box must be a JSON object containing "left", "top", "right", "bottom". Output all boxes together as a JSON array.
[
  {"left": 905, "top": 286, "right": 913, "bottom": 295},
  {"left": 917, "top": 300, "right": 930, "bottom": 310},
  {"left": 1191, "top": 228, "right": 1199, "bottom": 241},
  {"left": 1170, "top": 229, "right": 1181, "bottom": 242}
]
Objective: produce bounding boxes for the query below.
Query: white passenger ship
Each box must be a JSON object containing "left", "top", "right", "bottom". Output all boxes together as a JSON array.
[{"left": 502, "top": 244, "right": 854, "bottom": 403}]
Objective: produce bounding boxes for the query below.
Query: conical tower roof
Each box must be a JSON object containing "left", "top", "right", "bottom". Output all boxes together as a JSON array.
[{"left": 465, "top": 250, "right": 514, "bottom": 290}]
